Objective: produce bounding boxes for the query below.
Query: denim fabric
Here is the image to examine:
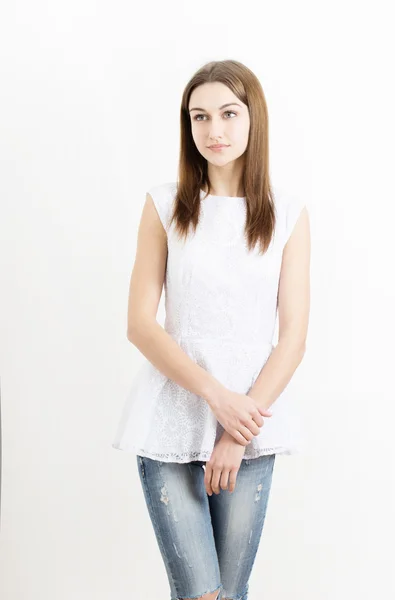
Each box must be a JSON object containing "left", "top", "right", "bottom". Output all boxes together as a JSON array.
[{"left": 136, "top": 453, "right": 276, "bottom": 599}]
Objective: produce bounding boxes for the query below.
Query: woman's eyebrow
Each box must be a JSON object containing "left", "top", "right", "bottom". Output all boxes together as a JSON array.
[{"left": 188, "top": 102, "right": 242, "bottom": 113}]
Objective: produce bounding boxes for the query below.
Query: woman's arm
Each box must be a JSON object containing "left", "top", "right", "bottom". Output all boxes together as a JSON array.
[
  {"left": 247, "top": 206, "right": 311, "bottom": 411},
  {"left": 127, "top": 192, "right": 226, "bottom": 406}
]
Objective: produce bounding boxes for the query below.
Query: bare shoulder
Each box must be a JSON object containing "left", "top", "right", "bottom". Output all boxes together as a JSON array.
[
  {"left": 144, "top": 181, "right": 177, "bottom": 234},
  {"left": 126, "top": 186, "right": 174, "bottom": 336},
  {"left": 277, "top": 189, "right": 310, "bottom": 345}
]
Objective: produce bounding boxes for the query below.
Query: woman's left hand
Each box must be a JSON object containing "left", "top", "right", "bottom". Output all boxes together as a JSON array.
[{"left": 204, "top": 430, "right": 247, "bottom": 495}]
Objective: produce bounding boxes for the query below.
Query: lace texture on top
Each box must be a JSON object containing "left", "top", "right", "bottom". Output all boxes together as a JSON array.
[{"left": 112, "top": 182, "right": 306, "bottom": 463}]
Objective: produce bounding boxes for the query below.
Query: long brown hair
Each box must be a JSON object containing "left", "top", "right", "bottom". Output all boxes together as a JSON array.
[{"left": 169, "top": 59, "right": 277, "bottom": 254}]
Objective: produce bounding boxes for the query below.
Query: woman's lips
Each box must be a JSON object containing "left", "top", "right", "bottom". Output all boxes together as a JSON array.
[{"left": 208, "top": 145, "right": 229, "bottom": 151}]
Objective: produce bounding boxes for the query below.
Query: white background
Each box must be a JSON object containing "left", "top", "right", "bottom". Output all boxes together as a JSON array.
[{"left": 1, "top": 1, "right": 394, "bottom": 599}]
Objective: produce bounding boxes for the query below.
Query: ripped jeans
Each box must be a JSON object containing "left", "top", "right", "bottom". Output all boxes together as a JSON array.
[{"left": 136, "top": 453, "right": 276, "bottom": 600}]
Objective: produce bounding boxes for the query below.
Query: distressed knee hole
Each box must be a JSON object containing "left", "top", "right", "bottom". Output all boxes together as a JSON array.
[{"left": 180, "top": 585, "right": 221, "bottom": 599}]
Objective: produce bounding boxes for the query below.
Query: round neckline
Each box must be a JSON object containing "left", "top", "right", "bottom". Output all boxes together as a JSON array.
[{"left": 200, "top": 189, "right": 245, "bottom": 200}]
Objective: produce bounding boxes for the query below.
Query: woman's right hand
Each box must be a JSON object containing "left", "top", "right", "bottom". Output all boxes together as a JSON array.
[{"left": 208, "top": 389, "right": 272, "bottom": 446}]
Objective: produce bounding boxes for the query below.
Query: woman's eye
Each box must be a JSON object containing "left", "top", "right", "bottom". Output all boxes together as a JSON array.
[{"left": 194, "top": 111, "right": 237, "bottom": 121}]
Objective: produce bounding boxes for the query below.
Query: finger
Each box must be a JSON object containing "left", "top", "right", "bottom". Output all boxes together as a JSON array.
[
  {"left": 211, "top": 468, "right": 222, "bottom": 495},
  {"left": 204, "top": 464, "right": 213, "bottom": 496},
  {"left": 238, "top": 424, "right": 254, "bottom": 442},
  {"left": 228, "top": 468, "right": 238, "bottom": 493},
  {"left": 245, "top": 417, "right": 260, "bottom": 436},
  {"left": 258, "top": 406, "right": 272, "bottom": 417},
  {"left": 220, "top": 469, "right": 230, "bottom": 491},
  {"left": 232, "top": 430, "right": 249, "bottom": 446}
]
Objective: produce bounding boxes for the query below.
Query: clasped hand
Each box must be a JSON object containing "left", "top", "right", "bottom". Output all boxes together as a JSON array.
[{"left": 204, "top": 390, "right": 272, "bottom": 495}]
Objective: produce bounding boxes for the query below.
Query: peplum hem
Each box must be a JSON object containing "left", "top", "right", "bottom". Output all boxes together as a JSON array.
[{"left": 111, "top": 441, "right": 298, "bottom": 464}]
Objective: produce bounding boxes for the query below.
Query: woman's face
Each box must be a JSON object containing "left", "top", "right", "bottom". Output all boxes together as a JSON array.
[{"left": 188, "top": 82, "right": 250, "bottom": 167}]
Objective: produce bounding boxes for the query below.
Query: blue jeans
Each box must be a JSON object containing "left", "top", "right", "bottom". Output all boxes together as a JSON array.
[{"left": 136, "top": 453, "right": 276, "bottom": 600}]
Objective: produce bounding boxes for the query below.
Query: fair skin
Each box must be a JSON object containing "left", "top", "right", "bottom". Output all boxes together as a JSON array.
[
  {"left": 128, "top": 83, "right": 310, "bottom": 506},
  {"left": 189, "top": 81, "right": 250, "bottom": 198}
]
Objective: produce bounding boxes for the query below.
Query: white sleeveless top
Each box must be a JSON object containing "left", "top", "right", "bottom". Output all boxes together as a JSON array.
[{"left": 112, "top": 181, "right": 306, "bottom": 463}]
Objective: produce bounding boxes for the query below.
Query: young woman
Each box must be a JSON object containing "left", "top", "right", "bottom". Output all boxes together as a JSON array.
[{"left": 113, "top": 59, "right": 310, "bottom": 600}]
